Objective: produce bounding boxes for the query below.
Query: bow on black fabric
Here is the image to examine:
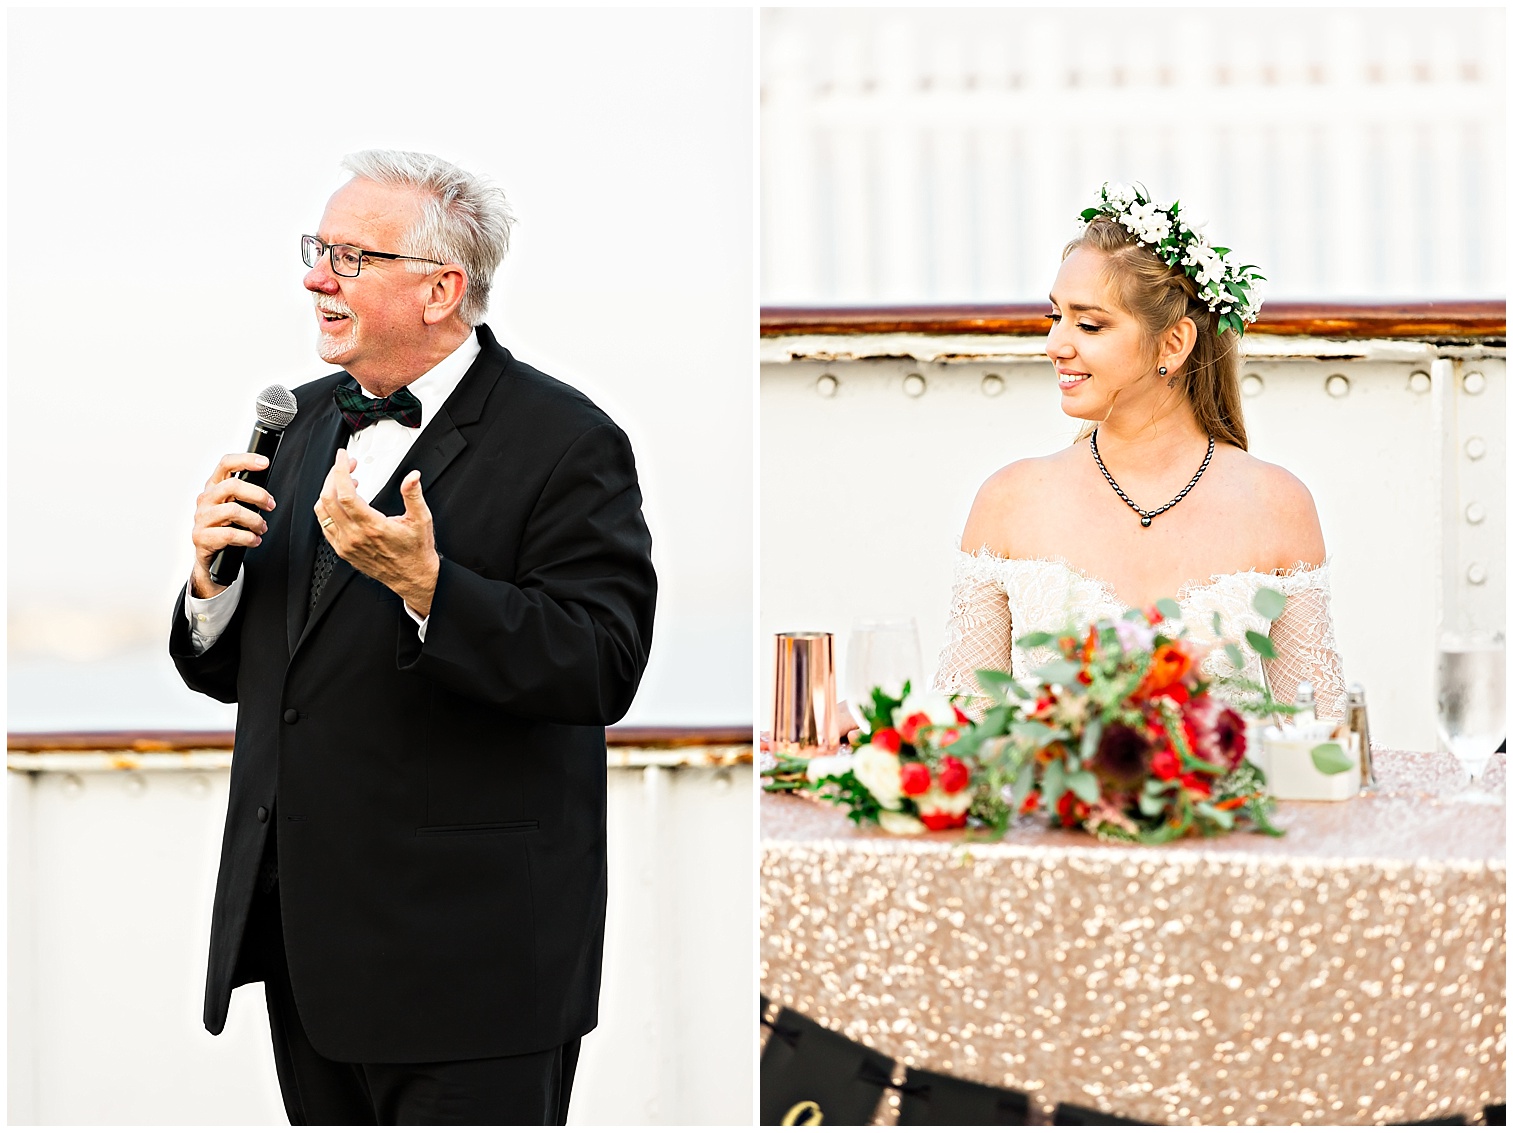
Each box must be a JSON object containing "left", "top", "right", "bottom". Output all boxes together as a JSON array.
[
  {"left": 896, "top": 1066, "right": 1031, "bottom": 1125},
  {"left": 759, "top": 1007, "right": 892, "bottom": 1125},
  {"left": 333, "top": 378, "right": 422, "bottom": 432}
]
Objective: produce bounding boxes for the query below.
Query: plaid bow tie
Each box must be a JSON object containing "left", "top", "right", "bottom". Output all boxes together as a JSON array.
[{"left": 333, "top": 378, "right": 423, "bottom": 432}]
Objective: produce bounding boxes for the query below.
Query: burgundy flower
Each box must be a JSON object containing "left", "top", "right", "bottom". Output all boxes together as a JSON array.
[
  {"left": 1184, "top": 696, "right": 1248, "bottom": 770},
  {"left": 1090, "top": 722, "right": 1153, "bottom": 790}
]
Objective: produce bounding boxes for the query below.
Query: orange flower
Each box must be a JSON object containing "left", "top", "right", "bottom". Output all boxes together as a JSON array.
[{"left": 1137, "top": 642, "right": 1192, "bottom": 699}]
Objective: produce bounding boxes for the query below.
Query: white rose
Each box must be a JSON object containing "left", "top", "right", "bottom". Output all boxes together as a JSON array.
[
  {"left": 895, "top": 690, "right": 958, "bottom": 729},
  {"left": 915, "top": 784, "right": 973, "bottom": 818},
  {"left": 804, "top": 752, "right": 855, "bottom": 784},
  {"left": 851, "top": 743, "right": 903, "bottom": 810},
  {"left": 878, "top": 810, "right": 927, "bottom": 836}
]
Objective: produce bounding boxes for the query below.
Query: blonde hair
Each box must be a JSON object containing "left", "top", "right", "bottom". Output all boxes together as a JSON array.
[{"left": 1063, "top": 216, "right": 1247, "bottom": 450}]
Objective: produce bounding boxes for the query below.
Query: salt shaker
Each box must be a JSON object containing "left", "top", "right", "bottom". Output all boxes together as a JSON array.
[
  {"left": 1345, "top": 683, "right": 1376, "bottom": 788},
  {"left": 1293, "top": 680, "right": 1317, "bottom": 731}
]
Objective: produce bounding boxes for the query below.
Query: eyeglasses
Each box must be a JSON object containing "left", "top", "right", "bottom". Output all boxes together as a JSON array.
[{"left": 301, "top": 234, "right": 444, "bottom": 278}]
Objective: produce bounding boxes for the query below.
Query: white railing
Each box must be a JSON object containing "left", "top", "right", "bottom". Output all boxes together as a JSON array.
[
  {"left": 759, "top": 304, "right": 1504, "bottom": 753},
  {"left": 761, "top": 8, "right": 1506, "bottom": 304},
  {"left": 8, "top": 731, "right": 753, "bottom": 1126}
]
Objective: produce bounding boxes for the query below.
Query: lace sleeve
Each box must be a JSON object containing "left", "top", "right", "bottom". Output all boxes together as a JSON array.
[
  {"left": 1263, "top": 567, "right": 1347, "bottom": 720},
  {"left": 931, "top": 551, "right": 1012, "bottom": 708}
]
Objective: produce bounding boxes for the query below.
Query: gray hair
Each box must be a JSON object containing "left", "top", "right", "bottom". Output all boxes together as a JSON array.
[{"left": 340, "top": 149, "right": 515, "bottom": 326}]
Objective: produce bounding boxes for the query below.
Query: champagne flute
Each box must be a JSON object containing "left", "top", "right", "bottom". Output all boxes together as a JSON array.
[
  {"left": 845, "top": 620, "right": 924, "bottom": 725},
  {"left": 1435, "top": 631, "right": 1505, "bottom": 801}
]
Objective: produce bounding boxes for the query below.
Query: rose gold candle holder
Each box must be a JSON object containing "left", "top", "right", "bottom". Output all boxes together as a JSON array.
[{"left": 771, "top": 631, "right": 839, "bottom": 756}]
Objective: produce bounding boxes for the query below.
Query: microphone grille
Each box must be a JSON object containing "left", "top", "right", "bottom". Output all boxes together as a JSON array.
[{"left": 254, "top": 384, "right": 299, "bottom": 430}]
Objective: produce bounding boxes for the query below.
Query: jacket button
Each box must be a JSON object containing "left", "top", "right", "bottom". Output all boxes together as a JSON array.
[
  {"left": 257, "top": 806, "right": 269, "bottom": 822},
  {"left": 283, "top": 708, "right": 299, "bottom": 724}
]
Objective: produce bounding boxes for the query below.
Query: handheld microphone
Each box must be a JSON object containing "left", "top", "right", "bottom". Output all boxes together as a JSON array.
[{"left": 208, "top": 384, "right": 299, "bottom": 586}]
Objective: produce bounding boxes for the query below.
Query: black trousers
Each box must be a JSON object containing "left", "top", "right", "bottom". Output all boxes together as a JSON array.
[{"left": 245, "top": 866, "right": 579, "bottom": 1125}]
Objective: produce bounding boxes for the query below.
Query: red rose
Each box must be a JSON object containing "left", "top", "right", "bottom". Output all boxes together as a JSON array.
[
  {"left": 921, "top": 810, "right": 968, "bottom": 831},
  {"left": 1056, "top": 792, "right": 1090, "bottom": 826},
  {"left": 938, "top": 727, "right": 961, "bottom": 747},
  {"left": 1145, "top": 604, "right": 1165, "bottom": 626},
  {"left": 898, "top": 711, "right": 933, "bottom": 745},
  {"left": 1180, "top": 771, "right": 1212, "bottom": 799},
  {"left": 899, "top": 761, "right": 932, "bottom": 796},
  {"left": 1020, "top": 789, "right": 1041, "bottom": 814},
  {"left": 1163, "top": 683, "right": 1190, "bottom": 706},
  {"left": 952, "top": 704, "right": 971, "bottom": 725},
  {"left": 1032, "top": 695, "right": 1056, "bottom": 718},
  {"left": 871, "top": 727, "right": 903, "bottom": 754},
  {"left": 938, "top": 756, "right": 970, "bottom": 794},
  {"left": 1150, "top": 747, "right": 1180, "bottom": 781}
]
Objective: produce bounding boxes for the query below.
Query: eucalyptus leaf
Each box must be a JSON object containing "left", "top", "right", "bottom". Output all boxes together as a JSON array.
[
  {"left": 1310, "top": 742, "right": 1353, "bottom": 775},
  {"left": 1156, "top": 598, "right": 1182, "bottom": 620},
  {"left": 1251, "top": 587, "right": 1286, "bottom": 621},
  {"left": 1245, "top": 630, "right": 1278, "bottom": 660},
  {"left": 1224, "top": 642, "right": 1245, "bottom": 670},
  {"left": 1195, "top": 802, "right": 1235, "bottom": 830},
  {"left": 980, "top": 706, "right": 1011, "bottom": 736},
  {"left": 1211, "top": 611, "right": 1223, "bottom": 636},
  {"left": 1043, "top": 759, "right": 1066, "bottom": 807},
  {"left": 1016, "top": 631, "right": 1056, "bottom": 649},
  {"left": 1138, "top": 792, "right": 1165, "bottom": 816},
  {"left": 1012, "top": 757, "right": 1038, "bottom": 809},
  {"left": 1067, "top": 770, "right": 1100, "bottom": 804},
  {"left": 1079, "top": 715, "right": 1104, "bottom": 762},
  {"left": 1036, "top": 659, "right": 1084, "bottom": 687},
  {"left": 1006, "top": 719, "right": 1049, "bottom": 743}
]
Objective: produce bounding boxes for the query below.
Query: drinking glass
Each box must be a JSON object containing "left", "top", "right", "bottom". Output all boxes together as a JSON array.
[
  {"left": 845, "top": 620, "right": 924, "bottom": 717},
  {"left": 1435, "top": 631, "right": 1505, "bottom": 801}
]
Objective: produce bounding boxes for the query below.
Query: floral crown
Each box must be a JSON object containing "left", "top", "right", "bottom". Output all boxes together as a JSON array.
[{"left": 1079, "top": 182, "right": 1264, "bottom": 337}]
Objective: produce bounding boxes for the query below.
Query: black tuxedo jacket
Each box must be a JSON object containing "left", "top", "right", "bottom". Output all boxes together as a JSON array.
[{"left": 170, "top": 325, "right": 656, "bottom": 1063}]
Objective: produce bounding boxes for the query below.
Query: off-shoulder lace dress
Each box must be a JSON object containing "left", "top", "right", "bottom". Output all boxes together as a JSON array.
[{"left": 932, "top": 551, "right": 1348, "bottom": 720}]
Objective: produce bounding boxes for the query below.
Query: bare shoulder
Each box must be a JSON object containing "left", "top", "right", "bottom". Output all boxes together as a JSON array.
[
  {"left": 960, "top": 451, "right": 1070, "bottom": 554},
  {"left": 1224, "top": 448, "right": 1326, "bottom": 568}
]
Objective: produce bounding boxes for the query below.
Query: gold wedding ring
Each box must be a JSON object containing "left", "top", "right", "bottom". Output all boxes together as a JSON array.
[{"left": 319, "top": 516, "right": 335, "bottom": 529}]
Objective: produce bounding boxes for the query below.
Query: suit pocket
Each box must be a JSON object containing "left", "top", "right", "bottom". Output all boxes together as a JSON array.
[{"left": 414, "top": 819, "right": 539, "bottom": 837}]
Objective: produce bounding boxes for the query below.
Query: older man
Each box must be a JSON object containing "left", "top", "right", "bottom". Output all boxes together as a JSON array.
[{"left": 171, "top": 150, "right": 657, "bottom": 1124}]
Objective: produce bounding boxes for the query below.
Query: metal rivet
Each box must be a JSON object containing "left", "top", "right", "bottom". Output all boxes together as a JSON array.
[
  {"left": 124, "top": 773, "right": 147, "bottom": 796},
  {"left": 1463, "top": 371, "right": 1486, "bottom": 395},
  {"left": 61, "top": 774, "right": 84, "bottom": 797},
  {"left": 1408, "top": 371, "right": 1431, "bottom": 394},
  {"left": 981, "top": 373, "right": 1004, "bottom": 397},
  {"left": 902, "top": 373, "right": 927, "bottom": 398},
  {"left": 1325, "top": 374, "right": 1350, "bottom": 398},
  {"left": 1467, "top": 562, "right": 1488, "bottom": 585},
  {"left": 815, "top": 373, "right": 838, "bottom": 399},
  {"left": 1241, "top": 374, "right": 1264, "bottom": 398},
  {"left": 1465, "top": 436, "right": 1487, "bottom": 460},
  {"left": 1465, "top": 502, "right": 1487, "bottom": 524}
]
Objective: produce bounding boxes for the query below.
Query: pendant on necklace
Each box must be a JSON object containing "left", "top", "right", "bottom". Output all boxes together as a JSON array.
[{"left": 1140, "top": 516, "right": 1152, "bottom": 528}]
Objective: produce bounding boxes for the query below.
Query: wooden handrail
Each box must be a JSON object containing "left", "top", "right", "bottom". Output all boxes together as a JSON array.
[
  {"left": 761, "top": 300, "right": 1506, "bottom": 340},
  {"left": 7, "top": 726, "right": 752, "bottom": 753}
]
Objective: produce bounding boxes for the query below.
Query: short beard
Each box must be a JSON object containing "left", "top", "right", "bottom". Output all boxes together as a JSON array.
[{"left": 316, "top": 306, "right": 357, "bottom": 362}]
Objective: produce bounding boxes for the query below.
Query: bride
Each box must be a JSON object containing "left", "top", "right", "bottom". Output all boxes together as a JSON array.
[{"left": 933, "top": 184, "right": 1346, "bottom": 720}]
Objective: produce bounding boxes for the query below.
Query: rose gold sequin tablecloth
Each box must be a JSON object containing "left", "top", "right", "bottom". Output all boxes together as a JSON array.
[{"left": 760, "top": 749, "right": 1505, "bottom": 1125}]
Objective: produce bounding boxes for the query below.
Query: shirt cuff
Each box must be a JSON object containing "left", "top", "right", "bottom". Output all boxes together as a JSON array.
[
  {"left": 403, "top": 601, "right": 429, "bottom": 643},
  {"left": 185, "top": 570, "right": 245, "bottom": 656}
]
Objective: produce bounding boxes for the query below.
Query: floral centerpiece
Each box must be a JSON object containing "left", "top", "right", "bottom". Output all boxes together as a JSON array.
[
  {"left": 765, "top": 686, "right": 978, "bottom": 835},
  {"left": 763, "top": 590, "right": 1349, "bottom": 842}
]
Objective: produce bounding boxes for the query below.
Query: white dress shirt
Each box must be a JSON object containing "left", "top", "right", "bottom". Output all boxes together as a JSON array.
[{"left": 185, "top": 330, "right": 482, "bottom": 654}]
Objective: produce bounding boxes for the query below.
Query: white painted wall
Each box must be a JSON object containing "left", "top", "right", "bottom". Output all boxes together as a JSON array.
[
  {"left": 8, "top": 7, "right": 755, "bottom": 730},
  {"left": 762, "top": 7, "right": 1505, "bottom": 304},
  {"left": 8, "top": 760, "right": 754, "bottom": 1125},
  {"left": 759, "top": 343, "right": 1504, "bottom": 753}
]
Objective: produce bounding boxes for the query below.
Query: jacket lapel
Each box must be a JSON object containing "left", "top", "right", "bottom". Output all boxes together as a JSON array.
[
  {"left": 289, "top": 329, "right": 506, "bottom": 658},
  {"left": 286, "top": 397, "right": 349, "bottom": 655}
]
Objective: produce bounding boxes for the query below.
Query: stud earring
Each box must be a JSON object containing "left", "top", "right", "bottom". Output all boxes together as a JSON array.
[{"left": 1158, "top": 366, "right": 1168, "bottom": 376}]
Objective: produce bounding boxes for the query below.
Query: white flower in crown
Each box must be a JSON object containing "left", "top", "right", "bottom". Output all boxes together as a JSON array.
[
  {"left": 1103, "top": 182, "right": 1138, "bottom": 210},
  {"left": 1123, "top": 200, "right": 1173, "bottom": 245},
  {"left": 1184, "top": 243, "right": 1227, "bottom": 288}
]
